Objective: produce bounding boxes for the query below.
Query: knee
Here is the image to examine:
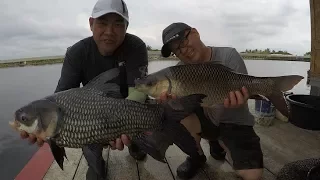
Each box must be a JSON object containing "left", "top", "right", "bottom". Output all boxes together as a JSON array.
[{"left": 236, "top": 168, "right": 263, "bottom": 180}]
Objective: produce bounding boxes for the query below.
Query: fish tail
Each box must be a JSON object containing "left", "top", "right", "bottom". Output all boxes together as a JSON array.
[
  {"left": 272, "top": 75, "right": 304, "bottom": 92},
  {"left": 266, "top": 75, "right": 304, "bottom": 118},
  {"left": 131, "top": 94, "right": 206, "bottom": 163}
]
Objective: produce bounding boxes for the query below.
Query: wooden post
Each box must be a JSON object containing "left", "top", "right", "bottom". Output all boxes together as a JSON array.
[{"left": 309, "top": 0, "right": 320, "bottom": 95}]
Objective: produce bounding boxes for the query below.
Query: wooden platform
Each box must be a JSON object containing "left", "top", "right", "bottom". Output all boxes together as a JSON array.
[{"left": 41, "top": 118, "right": 320, "bottom": 180}]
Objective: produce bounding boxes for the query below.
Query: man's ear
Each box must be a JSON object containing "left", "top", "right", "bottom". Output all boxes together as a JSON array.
[
  {"left": 191, "top": 28, "right": 200, "bottom": 38},
  {"left": 89, "top": 17, "right": 94, "bottom": 31}
]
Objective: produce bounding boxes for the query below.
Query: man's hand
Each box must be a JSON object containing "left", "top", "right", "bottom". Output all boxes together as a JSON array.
[
  {"left": 224, "top": 86, "right": 249, "bottom": 108},
  {"left": 20, "top": 131, "right": 45, "bottom": 147},
  {"left": 109, "top": 134, "right": 131, "bottom": 150}
]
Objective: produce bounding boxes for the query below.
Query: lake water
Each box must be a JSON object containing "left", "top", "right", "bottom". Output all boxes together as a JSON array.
[{"left": 0, "top": 60, "right": 311, "bottom": 179}]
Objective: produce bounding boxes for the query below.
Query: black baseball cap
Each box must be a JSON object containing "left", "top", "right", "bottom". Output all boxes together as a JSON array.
[{"left": 161, "top": 22, "right": 191, "bottom": 57}]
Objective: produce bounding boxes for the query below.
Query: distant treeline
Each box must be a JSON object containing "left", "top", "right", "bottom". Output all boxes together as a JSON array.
[
  {"left": 146, "top": 46, "right": 312, "bottom": 57},
  {"left": 304, "top": 51, "right": 311, "bottom": 56},
  {"left": 241, "top": 48, "right": 292, "bottom": 55},
  {"left": 147, "top": 45, "right": 159, "bottom": 51},
  {"left": 242, "top": 48, "right": 311, "bottom": 57}
]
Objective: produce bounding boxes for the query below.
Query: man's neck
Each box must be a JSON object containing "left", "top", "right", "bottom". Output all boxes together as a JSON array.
[{"left": 200, "top": 46, "right": 213, "bottom": 62}]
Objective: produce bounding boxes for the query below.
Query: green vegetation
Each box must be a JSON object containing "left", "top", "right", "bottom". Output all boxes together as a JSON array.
[
  {"left": 0, "top": 49, "right": 311, "bottom": 69},
  {"left": 239, "top": 48, "right": 311, "bottom": 62},
  {"left": 241, "top": 48, "right": 292, "bottom": 55},
  {"left": 0, "top": 58, "right": 64, "bottom": 68},
  {"left": 304, "top": 51, "right": 311, "bottom": 56},
  {"left": 146, "top": 45, "right": 159, "bottom": 51}
]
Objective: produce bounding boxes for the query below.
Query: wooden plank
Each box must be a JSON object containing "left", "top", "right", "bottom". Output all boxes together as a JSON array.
[
  {"left": 254, "top": 120, "right": 320, "bottom": 175},
  {"left": 305, "top": 130, "right": 320, "bottom": 140},
  {"left": 165, "top": 144, "right": 209, "bottom": 180},
  {"left": 200, "top": 140, "right": 241, "bottom": 180},
  {"left": 106, "top": 146, "right": 139, "bottom": 180},
  {"left": 313, "top": 0, "right": 320, "bottom": 44},
  {"left": 43, "top": 148, "right": 83, "bottom": 180},
  {"left": 310, "top": 0, "right": 320, "bottom": 74},
  {"left": 72, "top": 148, "right": 110, "bottom": 180},
  {"left": 72, "top": 154, "right": 87, "bottom": 180},
  {"left": 137, "top": 155, "right": 174, "bottom": 180}
]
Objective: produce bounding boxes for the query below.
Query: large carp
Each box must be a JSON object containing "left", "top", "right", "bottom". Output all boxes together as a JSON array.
[
  {"left": 9, "top": 68, "right": 206, "bottom": 170},
  {"left": 134, "top": 62, "right": 304, "bottom": 117}
]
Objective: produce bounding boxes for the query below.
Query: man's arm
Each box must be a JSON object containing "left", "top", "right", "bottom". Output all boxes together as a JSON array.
[
  {"left": 226, "top": 48, "right": 248, "bottom": 74},
  {"left": 125, "top": 42, "right": 149, "bottom": 103},
  {"left": 54, "top": 44, "right": 84, "bottom": 93},
  {"left": 223, "top": 48, "right": 250, "bottom": 107}
]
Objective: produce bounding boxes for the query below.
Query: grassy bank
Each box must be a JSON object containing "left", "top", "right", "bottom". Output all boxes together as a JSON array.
[
  {"left": 0, "top": 58, "right": 64, "bottom": 68},
  {"left": 0, "top": 51, "right": 310, "bottom": 69}
]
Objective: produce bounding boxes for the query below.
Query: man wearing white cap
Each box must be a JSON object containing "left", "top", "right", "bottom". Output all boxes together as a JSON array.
[{"left": 19, "top": 0, "right": 149, "bottom": 179}]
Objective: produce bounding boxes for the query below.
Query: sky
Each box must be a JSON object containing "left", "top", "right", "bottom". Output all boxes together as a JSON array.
[{"left": 0, "top": 0, "right": 312, "bottom": 60}]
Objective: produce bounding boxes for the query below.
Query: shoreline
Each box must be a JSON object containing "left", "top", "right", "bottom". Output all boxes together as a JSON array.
[{"left": 0, "top": 51, "right": 310, "bottom": 69}]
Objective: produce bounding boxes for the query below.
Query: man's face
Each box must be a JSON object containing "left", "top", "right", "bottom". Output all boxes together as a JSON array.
[
  {"left": 168, "top": 28, "right": 203, "bottom": 64},
  {"left": 89, "top": 13, "right": 127, "bottom": 56}
]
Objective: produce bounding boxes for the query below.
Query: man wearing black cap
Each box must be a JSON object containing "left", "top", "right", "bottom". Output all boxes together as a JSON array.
[
  {"left": 158, "top": 22, "right": 264, "bottom": 180},
  {"left": 18, "top": 0, "right": 149, "bottom": 179}
]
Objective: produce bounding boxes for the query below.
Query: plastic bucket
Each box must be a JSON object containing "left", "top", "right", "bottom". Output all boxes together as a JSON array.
[
  {"left": 286, "top": 94, "right": 320, "bottom": 130},
  {"left": 254, "top": 99, "right": 275, "bottom": 126},
  {"left": 255, "top": 99, "right": 275, "bottom": 117}
]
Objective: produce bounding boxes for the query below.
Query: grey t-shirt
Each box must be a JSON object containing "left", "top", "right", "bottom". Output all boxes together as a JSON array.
[{"left": 177, "top": 46, "right": 255, "bottom": 126}]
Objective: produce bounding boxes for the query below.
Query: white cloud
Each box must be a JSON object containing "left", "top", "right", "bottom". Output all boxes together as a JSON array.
[{"left": 0, "top": 0, "right": 311, "bottom": 60}]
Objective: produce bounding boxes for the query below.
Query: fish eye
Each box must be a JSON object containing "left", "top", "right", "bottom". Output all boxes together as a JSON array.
[{"left": 20, "top": 114, "right": 28, "bottom": 122}]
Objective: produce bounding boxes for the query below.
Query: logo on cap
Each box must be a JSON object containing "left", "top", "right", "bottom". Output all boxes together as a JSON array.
[{"left": 166, "top": 34, "right": 180, "bottom": 44}]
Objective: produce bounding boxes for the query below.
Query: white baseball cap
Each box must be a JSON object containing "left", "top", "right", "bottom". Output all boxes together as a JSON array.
[{"left": 91, "top": 0, "right": 129, "bottom": 23}]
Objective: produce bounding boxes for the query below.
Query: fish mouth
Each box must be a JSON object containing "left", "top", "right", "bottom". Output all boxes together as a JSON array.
[{"left": 9, "top": 120, "right": 21, "bottom": 131}]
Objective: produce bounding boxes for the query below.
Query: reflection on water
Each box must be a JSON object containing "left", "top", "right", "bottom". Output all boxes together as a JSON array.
[{"left": 0, "top": 59, "right": 311, "bottom": 179}]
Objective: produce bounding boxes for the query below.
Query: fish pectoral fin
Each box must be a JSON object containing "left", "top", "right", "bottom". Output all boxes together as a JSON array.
[
  {"left": 167, "top": 100, "right": 185, "bottom": 111},
  {"left": 163, "top": 120, "right": 199, "bottom": 158},
  {"left": 165, "top": 94, "right": 207, "bottom": 114},
  {"left": 200, "top": 102, "right": 218, "bottom": 109},
  {"left": 47, "top": 138, "right": 67, "bottom": 170},
  {"left": 161, "top": 94, "right": 205, "bottom": 158},
  {"left": 132, "top": 131, "right": 171, "bottom": 163}
]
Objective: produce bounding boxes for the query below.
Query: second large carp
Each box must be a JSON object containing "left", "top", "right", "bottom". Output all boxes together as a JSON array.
[{"left": 134, "top": 62, "right": 304, "bottom": 117}]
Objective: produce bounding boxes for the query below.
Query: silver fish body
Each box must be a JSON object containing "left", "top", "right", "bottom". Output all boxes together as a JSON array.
[
  {"left": 134, "top": 62, "right": 304, "bottom": 117},
  {"left": 10, "top": 68, "right": 206, "bottom": 170},
  {"left": 45, "top": 88, "right": 165, "bottom": 148}
]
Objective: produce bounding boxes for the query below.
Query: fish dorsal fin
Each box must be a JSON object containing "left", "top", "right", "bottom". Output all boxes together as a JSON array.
[
  {"left": 84, "top": 68, "right": 120, "bottom": 89},
  {"left": 83, "top": 68, "right": 123, "bottom": 98}
]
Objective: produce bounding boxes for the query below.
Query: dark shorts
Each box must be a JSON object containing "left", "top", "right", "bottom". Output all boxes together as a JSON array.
[{"left": 195, "top": 107, "right": 264, "bottom": 170}]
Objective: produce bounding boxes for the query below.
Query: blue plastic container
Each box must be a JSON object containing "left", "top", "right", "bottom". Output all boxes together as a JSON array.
[{"left": 255, "top": 99, "right": 275, "bottom": 118}]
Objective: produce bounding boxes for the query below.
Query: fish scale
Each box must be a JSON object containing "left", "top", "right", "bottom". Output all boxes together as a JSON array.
[
  {"left": 12, "top": 67, "right": 207, "bottom": 171},
  {"left": 48, "top": 88, "right": 164, "bottom": 148},
  {"left": 168, "top": 63, "right": 275, "bottom": 106},
  {"left": 135, "top": 62, "right": 304, "bottom": 118}
]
